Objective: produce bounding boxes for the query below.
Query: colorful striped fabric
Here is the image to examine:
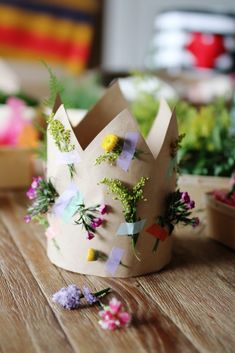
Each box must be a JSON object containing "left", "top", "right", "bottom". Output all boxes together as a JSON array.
[{"left": 0, "top": 0, "right": 99, "bottom": 73}]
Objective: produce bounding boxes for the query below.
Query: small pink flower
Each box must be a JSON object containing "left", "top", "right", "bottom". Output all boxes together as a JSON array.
[
  {"left": 98, "top": 204, "right": 108, "bottom": 215},
  {"left": 192, "top": 217, "right": 200, "bottom": 228},
  {"left": 98, "top": 297, "right": 131, "bottom": 330},
  {"left": 26, "top": 187, "right": 36, "bottom": 200},
  {"left": 87, "top": 232, "right": 95, "bottom": 240},
  {"left": 91, "top": 217, "right": 103, "bottom": 229},
  {"left": 31, "top": 176, "right": 42, "bottom": 189},
  {"left": 180, "top": 191, "right": 190, "bottom": 204},
  {"left": 187, "top": 200, "right": 195, "bottom": 209},
  {"left": 24, "top": 215, "right": 31, "bottom": 223}
]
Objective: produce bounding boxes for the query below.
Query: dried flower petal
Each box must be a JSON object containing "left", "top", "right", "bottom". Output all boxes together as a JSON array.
[
  {"left": 91, "top": 217, "right": 103, "bottom": 229},
  {"left": 26, "top": 187, "right": 37, "bottom": 200},
  {"left": 98, "top": 204, "right": 108, "bottom": 215},
  {"left": 52, "top": 284, "right": 81, "bottom": 310},
  {"left": 86, "top": 248, "right": 98, "bottom": 261},
  {"left": 24, "top": 215, "right": 31, "bottom": 223},
  {"left": 87, "top": 232, "right": 95, "bottom": 240},
  {"left": 82, "top": 286, "right": 97, "bottom": 304}
]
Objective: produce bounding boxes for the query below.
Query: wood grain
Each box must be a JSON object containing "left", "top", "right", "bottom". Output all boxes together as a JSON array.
[{"left": 0, "top": 176, "right": 234, "bottom": 353}]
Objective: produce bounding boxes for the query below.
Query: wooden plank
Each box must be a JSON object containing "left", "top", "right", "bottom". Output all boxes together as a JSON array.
[
  {"left": 136, "top": 229, "right": 235, "bottom": 353},
  {"left": 0, "top": 192, "right": 199, "bottom": 353},
  {"left": 0, "top": 233, "right": 36, "bottom": 353},
  {"left": 0, "top": 200, "right": 75, "bottom": 353}
]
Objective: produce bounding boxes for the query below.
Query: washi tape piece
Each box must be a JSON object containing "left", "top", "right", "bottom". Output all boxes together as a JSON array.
[
  {"left": 52, "top": 182, "right": 78, "bottom": 217},
  {"left": 146, "top": 223, "right": 168, "bottom": 241},
  {"left": 117, "top": 132, "right": 139, "bottom": 172},
  {"left": 62, "top": 191, "right": 83, "bottom": 223},
  {"left": 116, "top": 219, "right": 146, "bottom": 236},
  {"left": 166, "top": 156, "right": 177, "bottom": 179},
  {"left": 56, "top": 150, "right": 81, "bottom": 165},
  {"left": 106, "top": 247, "right": 125, "bottom": 276},
  {"left": 45, "top": 218, "right": 61, "bottom": 239}
]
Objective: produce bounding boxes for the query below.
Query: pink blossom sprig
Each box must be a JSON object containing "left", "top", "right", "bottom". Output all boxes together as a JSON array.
[
  {"left": 157, "top": 189, "right": 199, "bottom": 235},
  {"left": 98, "top": 297, "right": 131, "bottom": 330},
  {"left": 24, "top": 176, "right": 58, "bottom": 226},
  {"left": 74, "top": 203, "right": 108, "bottom": 240}
]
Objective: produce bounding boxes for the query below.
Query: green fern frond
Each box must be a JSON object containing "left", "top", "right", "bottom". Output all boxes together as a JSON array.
[{"left": 42, "top": 62, "right": 64, "bottom": 108}]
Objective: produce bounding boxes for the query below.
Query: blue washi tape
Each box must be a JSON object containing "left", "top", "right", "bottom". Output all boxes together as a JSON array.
[
  {"left": 62, "top": 191, "right": 83, "bottom": 223},
  {"left": 116, "top": 219, "right": 146, "bottom": 236}
]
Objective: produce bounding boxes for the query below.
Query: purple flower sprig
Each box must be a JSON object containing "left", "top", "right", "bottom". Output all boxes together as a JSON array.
[
  {"left": 24, "top": 176, "right": 58, "bottom": 225},
  {"left": 74, "top": 203, "right": 108, "bottom": 240},
  {"left": 158, "top": 189, "right": 199, "bottom": 234},
  {"left": 52, "top": 284, "right": 111, "bottom": 310}
]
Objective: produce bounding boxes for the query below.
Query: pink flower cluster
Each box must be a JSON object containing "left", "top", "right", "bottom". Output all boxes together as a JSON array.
[
  {"left": 212, "top": 190, "right": 235, "bottom": 207},
  {"left": 26, "top": 176, "right": 42, "bottom": 200},
  {"left": 211, "top": 173, "right": 235, "bottom": 208},
  {"left": 87, "top": 204, "right": 108, "bottom": 240},
  {"left": 98, "top": 297, "right": 131, "bottom": 330},
  {"left": 24, "top": 176, "right": 43, "bottom": 223}
]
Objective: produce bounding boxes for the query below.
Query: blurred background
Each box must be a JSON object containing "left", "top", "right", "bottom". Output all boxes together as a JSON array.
[{"left": 0, "top": 0, "right": 235, "bottom": 188}]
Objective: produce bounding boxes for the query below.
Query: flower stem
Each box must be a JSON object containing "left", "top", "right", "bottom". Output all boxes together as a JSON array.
[
  {"left": 93, "top": 287, "right": 111, "bottom": 299},
  {"left": 153, "top": 238, "right": 160, "bottom": 253},
  {"left": 131, "top": 235, "right": 141, "bottom": 261},
  {"left": 68, "top": 163, "right": 76, "bottom": 178}
]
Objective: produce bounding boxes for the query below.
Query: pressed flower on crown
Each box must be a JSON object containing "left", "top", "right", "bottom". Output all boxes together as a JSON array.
[
  {"left": 74, "top": 203, "right": 108, "bottom": 240},
  {"left": 24, "top": 176, "right": 58, "bottom": 226},
  {"left": 95, "top": 133, "right": 143, "bottom": 166},
  {"left": 149, "top": 189, "right": 199, "bottom": 252},
  {"left": 101, "top": 134, "right": 119, "bottom": 152},
  {"left": 47, "top": 113, "right": 76, "bottom": 178}
]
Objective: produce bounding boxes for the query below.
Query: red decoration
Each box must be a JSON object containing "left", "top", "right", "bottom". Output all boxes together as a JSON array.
[
  {"left": 186, "top": 32, "right": 226, "bottom": 69},
  {"left": 146, "top": 223, "right": 168, "bottom": 241}
]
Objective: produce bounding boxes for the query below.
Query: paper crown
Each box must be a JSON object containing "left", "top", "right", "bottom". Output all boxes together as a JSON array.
[{"left": 46, "top": 82, "right": 178, "bottom": 277}]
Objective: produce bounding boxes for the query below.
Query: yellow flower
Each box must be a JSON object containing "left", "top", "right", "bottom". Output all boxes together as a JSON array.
[
  {"left": 101, "top": 134, "right": 119, "bottom": 152},
  {"left": 86, "top": 248, "right": 98, "bottom": 261}
]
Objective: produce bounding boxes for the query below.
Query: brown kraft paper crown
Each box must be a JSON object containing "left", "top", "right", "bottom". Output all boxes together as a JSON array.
[{"left": 46, "top": 81, "right": 178, "bottom": 277}]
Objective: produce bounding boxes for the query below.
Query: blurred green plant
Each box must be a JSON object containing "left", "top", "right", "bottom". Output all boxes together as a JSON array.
[
  {"left": 37, "top": 66, "right": 103, "bottom": 161},
  {"left": 0, "top": 90, "right": 38, "bottom": 106},
  {"left": 130, "top": 80, "right": 235, "bottom": 177}
]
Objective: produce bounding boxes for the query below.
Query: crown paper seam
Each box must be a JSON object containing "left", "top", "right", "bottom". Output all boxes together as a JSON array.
[{"left": 25, "top": 82, "right": 199, "bottom": 277}]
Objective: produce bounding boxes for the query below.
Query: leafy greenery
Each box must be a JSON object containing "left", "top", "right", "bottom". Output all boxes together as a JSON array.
[
  {"left": 27, "top": 178, "right": 58, "bottom": 225},
  {"left": 100, "top": 176, "right": 148, "bottom": 258},
  {"left": 130, "top": 81, "right": 235, "bottom": 177},
  {"left": 47, "top": 113, "right": 76, "bottom": 177},
  {"left": 100, "top": 177, "right": 148, "bottom": 223}
]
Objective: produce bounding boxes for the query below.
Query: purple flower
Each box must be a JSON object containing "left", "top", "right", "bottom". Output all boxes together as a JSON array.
[
  {"left": 31, "top": 176, "right": 42, "bottom": 189},
  {"left": 82, "top": 286, "right": 97, "bottom": 304},
  {"left": 191, "top": 217, "right": 200, "bottom": 228},
  {"left": 26, "top": 187, "right": 37, "bottom": 200},
  {"left": 180, "top": 191, "right": 190, "bottom": 204},
  {"left": 91, "top": 217, "right": 103, "bottom": 229},
  {"left": 87, "top": 232, "right": 95, "bottom": 240},
  {"left": 52, "top": 284, "right": 81, "bottom": 309},
  {"left": 189, "top": 200, "right": 195, "bottom": 209},
  {"left": 98, "top": 204, "right": 108, "bottom": 215},
  {"left": 24, "top": 215, "right": 31, "bottom": 223}
]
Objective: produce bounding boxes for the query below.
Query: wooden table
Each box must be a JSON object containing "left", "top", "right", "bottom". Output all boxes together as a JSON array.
[{"left": 0, "top": 176, "right": 234, "bottom": 353}]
